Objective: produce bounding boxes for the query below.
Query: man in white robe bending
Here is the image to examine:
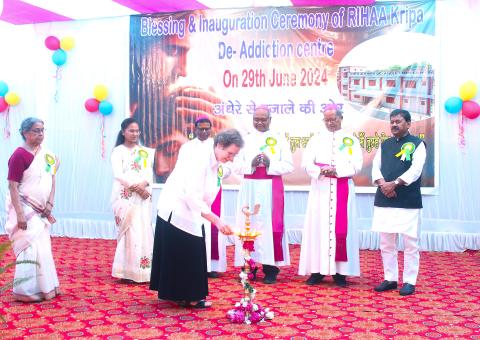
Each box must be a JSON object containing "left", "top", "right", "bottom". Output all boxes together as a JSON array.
[
  {"left": 176, "top": 116, "right": 229, "bottom": 278},
  {"left": 298, "top": 105, "right": 363, "bottom": 287},
  {"left": 234, "top": 106, "right": 293, "bottom": 284},
  {"left": 371, "top": 109, "right": 426, "bottom": 296}
]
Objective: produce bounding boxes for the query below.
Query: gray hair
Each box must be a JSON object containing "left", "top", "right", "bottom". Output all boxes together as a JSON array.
[
  {"left": 214, "top": 129, "right": 244, "bottom": 149},
  {"left": 19, "top": 117, "right": 43, "bottom": 141}
]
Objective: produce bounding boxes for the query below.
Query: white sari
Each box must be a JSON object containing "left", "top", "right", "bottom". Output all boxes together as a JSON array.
[
  {"left": 5, "top": 147, "right": 60, "bottom": 302},
  {"left": 111, "top": 145, "right": 154, "bottom": 282}
]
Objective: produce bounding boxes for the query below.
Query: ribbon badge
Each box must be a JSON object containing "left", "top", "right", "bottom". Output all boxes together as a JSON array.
[
  {"left": 260, "top": 137, "right": 277, "bottom": 154},
  {"left": 395, "top": 142, "right": 416, "bottom": 161},
  {"left": 217, "top": 165, "right": 223, "bottom": 187},
  {"left": 45, "top": 154, "right": 56, "bottom": 174},
  {"left": 135, "top": 149, "right": 149, "bottom": 169},
  {"left": 339, "top": 137, "right": 354, "bottom": 155}
]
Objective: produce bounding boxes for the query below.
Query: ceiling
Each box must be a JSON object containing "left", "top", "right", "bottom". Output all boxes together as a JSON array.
[{"left": 0, "top": 0, "right": 375, "bottom": 25}]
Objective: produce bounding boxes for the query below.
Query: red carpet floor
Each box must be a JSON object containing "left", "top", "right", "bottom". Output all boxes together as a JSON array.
[{"left": 1, "top": 236, "right": 480, "bottom": 339}]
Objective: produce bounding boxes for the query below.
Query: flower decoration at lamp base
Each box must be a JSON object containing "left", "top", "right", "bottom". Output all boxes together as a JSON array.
[{"left": 227, "top": 204, "right": 274, "bottom": 324}]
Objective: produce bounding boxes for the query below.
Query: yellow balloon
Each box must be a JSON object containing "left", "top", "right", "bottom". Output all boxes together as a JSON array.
[
  {"left": 60, "top": 36, "right": 75, "bottom": 51},
  {"left": 459, "top": 80, "right": 477, "bottom": 101},
  {"left": 93, "top": 85, "right": 109, "bottom": 101},
  {"left": 5, "top": 92, "right": 20, "bottom": 106}
]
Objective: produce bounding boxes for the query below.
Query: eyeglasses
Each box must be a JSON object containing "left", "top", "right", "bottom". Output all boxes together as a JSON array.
[
  {"left": 323, "top": 118, "right": 339, "bottom": 124},
  {"left": 30, "top": 128, "right": 45, "bottom": 134}
]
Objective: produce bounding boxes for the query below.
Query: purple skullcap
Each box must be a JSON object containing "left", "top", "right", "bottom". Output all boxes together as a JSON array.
[
  {"left": 195, "top": 115, "right": 211, "bottom": 124},
  {"left": 323, "top": 103, "right": 339, "bottom": 112}
]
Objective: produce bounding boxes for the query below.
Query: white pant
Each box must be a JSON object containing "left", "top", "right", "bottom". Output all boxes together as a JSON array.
[{"left": 379, "top": 233, "right": 420, "bottom": 285}]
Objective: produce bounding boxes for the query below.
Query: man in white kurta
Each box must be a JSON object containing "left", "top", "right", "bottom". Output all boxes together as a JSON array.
[
  {"left": 371, "top": 109, "right": 426, "bottom": 296},
  {"left": 176, "top": 117, "right": 229, "bottom": 277},
  {"left": 234, "top": 106, "right": 294, "bottom": 284},
  {"left": 298, "top": 106, "right": 362, "bottom": 287}
]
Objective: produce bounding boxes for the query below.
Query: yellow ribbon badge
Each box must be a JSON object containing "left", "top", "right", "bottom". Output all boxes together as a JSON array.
[
  {"left": 45, "top": 154, "right": 56, "bottom": 174},
  {"left": 260, "top": 137, "right": 277, "bottom": 154},
  {"left": 217, "top": 165, "right": 223, "bottom": 187},
  {"left": 395, "top": 142, "right": 415, "bottom": 161},
  {"left": 339, "top": 137, "right": 354, "bottom": 155}
]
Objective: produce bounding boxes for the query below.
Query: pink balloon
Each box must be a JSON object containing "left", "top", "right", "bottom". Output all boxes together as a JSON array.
[
  {"left": 0, "top": 97, "right": 8, "bottom": 112},
  {"left": 462, "top": 100, "right": 480, "bottom": 120},
  {"left": 85, "top": 98, "right": 100, "bottom": 113},
  {"left": 45, "top": 36, "right": 60, "bottom": 50}
]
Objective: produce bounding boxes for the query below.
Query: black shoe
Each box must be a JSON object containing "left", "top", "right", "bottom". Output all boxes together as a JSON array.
[
  {"left": 333, "top": 274, "right": 347, "bottom": 287},
  {"left": 207, "top": 271, "right": 219, "bottom": 278},
  {"left": 262, "top": 265, "right": 280, "bottom": 284},
  {"left": 306, "top": 273, "right": 325, "bottom": 285},
  {"left": 399, "top": 283, "right": 415, "bottom": 296},
  {"left": 374, "top": 280, "right": 398, "bottom": 292}
]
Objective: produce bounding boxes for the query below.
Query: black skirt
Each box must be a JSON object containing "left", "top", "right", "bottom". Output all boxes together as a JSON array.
[{"left": 149, "top": 215, "right": 209, "bottom": 302}]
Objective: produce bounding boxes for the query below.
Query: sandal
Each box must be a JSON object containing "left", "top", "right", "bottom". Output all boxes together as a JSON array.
[{"left": 188, "top": 300, "right": 212, "bottom": 309}]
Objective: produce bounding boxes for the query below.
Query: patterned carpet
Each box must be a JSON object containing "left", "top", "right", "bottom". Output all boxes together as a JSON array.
[{"left": 1, "top": 236, "right": 480, "bottom": 339}]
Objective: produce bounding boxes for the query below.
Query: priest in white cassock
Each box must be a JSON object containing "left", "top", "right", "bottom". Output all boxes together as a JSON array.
[
  {"left": 176, "top": 116, "right": 229, "bottom": 278},
  {"left": 298, "top": 105, "right": 363, "bottom": 287},
  {"left": 234, "top": 105, "right": 294, "bottom": 284},
  {"left": 371, "top": 109, "right": 426, "bottom": 296}
]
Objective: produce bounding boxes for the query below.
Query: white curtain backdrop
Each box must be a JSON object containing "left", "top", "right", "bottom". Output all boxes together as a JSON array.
[{"left": 1, "top": 0, "right": 479, "bottom": 251}]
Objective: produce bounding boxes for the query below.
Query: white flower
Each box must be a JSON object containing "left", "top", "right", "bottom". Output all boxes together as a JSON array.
[
  {"left": 242, "top": 302, "right": 248, "bottom": 307},
  {"left": 265, "top": 311, "right": 274, "bottom": 319},
  {"left": 245, "top": 319, "right": 251, "bottom": 325},
  {"left": 240, "top": 298, "right": 245, "bottom": 303},
  {"left": 252, "top": 304, "right": 259, "bottom": 311},
  {"left": 235, "top": 302, "right": 240, "bottom": 307}
]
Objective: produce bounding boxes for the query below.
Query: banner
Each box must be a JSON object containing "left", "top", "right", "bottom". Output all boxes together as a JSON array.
[{"left": 130, "top": 1, "right": 436, "bottom": 191}]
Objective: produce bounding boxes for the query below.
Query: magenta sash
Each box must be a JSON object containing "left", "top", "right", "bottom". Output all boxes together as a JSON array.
[
  {"left": 244, "top": 167, "right": 284, "bottom": 262},
  {"left": 210, "top": 189, "right": 222, "bottom": 260},
  {"left": 315, "top": 162, "right": 349, "bottom": 261}
]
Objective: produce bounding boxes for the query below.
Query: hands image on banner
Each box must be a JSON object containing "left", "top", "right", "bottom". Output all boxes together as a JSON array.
[{"left": 130, "top": 18, "right": 234, "bottom": 183}]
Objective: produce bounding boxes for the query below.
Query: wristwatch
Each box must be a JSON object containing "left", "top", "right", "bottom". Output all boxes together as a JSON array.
[{"left": 394, "top": 179, "right": 400, "bottom": 186}]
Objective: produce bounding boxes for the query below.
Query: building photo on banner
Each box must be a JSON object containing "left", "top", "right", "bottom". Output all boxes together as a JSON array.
[{"left": 1, "top": 0, "right": 480, "bottom": 338}]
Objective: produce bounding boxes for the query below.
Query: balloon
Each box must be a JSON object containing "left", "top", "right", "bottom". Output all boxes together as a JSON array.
[
  {"left": 99, "top": 101, "right": 113, "bottom": 115},
  {"left": 0, "top": 97, "right": 8, "bottom": 112},
  {"left": 60, "top": 36, "right": 75, "bottom": 51},
  {"left": 45, "top": 36, "right": 60, "bottom": 50},
  {"left": 85, "top": 98, "right": 100, "bottom": 113},
  {"left": 462, "top": 100, "right": 480, "bottom": 120},
  {"left": 459, "top": 80, "right": 477, "bottom": 101},
  {"left": 444, "top": 96, "right": 463, "bottom": 114},
  {"left": 0, "top": 81, "right": 8, "bottom": 96},
  {"left": 93, "top": 85, "right": 109, "bottom": 101},
  {"left": 52, "top": 49, "right": 67, "bottom": 66},
  {"left": 5, "top": 92, "right": 20, "bottom": 106}
]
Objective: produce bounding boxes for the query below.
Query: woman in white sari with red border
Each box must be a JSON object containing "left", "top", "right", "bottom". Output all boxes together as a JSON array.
[
  {"left": 5, "top": 117, "right": 60, "bottom": 302},
  {"left": 111, "top": 118, "right": 154, "bottom": 283}
]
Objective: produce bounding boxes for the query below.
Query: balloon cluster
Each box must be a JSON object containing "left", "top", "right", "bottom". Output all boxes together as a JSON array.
[
  {"left": 444, "top": 80, "right": 480, "bottom": 119},
  {"left": 45, "top": 36, "right": 75, "bottom": 66},
  {"left": 84, "top": 85, "right": 113, "bottom": 115},
  {"left": 0, "top": 81, "right": 20, "bottom": 112}
]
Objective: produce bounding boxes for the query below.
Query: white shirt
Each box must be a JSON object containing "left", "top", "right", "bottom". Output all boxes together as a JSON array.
[{"left": 157, "top": 146, "right": 221, "bottom": 237}]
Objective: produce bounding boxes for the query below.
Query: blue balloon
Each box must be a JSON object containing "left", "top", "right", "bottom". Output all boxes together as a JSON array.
[
  {"left": 99, "top": 101, "right": 113, "bottom": 115},
  {"left": 52, "top": 49, "right": 67, "bottom": 66},
  {"left": 0, "top": 81, "right": 8, "bottom": 97},
  {"left": 444, "top": 96, "right": 463, "bottom": 114}
]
